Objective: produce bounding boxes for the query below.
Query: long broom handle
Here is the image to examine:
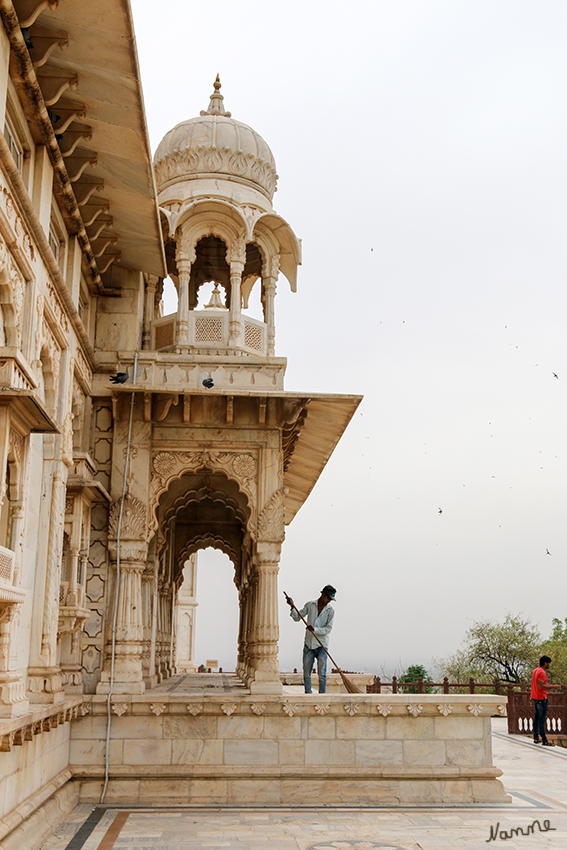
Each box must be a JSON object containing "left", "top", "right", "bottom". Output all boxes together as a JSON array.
[{"left": 283, "top": 591, "right": 344, "bottom": 674}]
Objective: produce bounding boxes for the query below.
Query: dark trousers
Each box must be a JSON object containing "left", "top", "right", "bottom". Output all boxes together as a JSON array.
[{"left": 532, "top": 698, "right": 548, "bottom": 741}]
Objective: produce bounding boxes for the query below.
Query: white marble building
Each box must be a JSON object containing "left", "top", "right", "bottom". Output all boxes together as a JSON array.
[{"left": 0, "top": 3, "right": 509, "bottom": 847}]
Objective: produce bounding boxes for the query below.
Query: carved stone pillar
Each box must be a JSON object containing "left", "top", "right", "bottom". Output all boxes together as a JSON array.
[
  {"left": 148, "top": 555, "right": 159, "bottom": 687},
  {"left": 141, "top": 563, "right": 154, "bottom": 684},
  {"left": 243, "top": 571, "right": 257, "bottom": 684},
  {"left": 248, "top": 543, "right": 282, "bottom": 694},
  {"left": 263, "top": 255, "right": 279, "bottom": 356},
  {"left": 236, "top": 586, "right": 247, "bottom": 678},
  {"left": 97, "top": 557, "right": 145, "bottom": 694},
  {"left": 143, "top": 274, "right": 159, "bottom": 350},
  {"left": 175, "top": 255, "right": 192, "bottom": 349},
  {"left": 175, "top": 553, "right": 198, "bottom": 673},
  {"left": 229, "top": 236, "right": 245, "bottom": 347},
  {"left": 97, "top": 495, "right": 148, "bottom": 695},
  {"left": 28, "top": 465, "right": 67, "bottom": 703}
]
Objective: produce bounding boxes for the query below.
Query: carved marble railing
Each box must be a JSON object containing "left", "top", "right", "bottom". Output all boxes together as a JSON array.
[
  {"left": 0, "top": 546, "right": 24, "bottom": 607},
  {"left": 0, "top": 348, "right": 37, "bottom": 391},
  {"left": 152, "top": 310, "right": 266, "bottom": 356}
]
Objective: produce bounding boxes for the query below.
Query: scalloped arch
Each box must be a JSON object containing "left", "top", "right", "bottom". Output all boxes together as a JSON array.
[{"left": 150, "top": 456, "right": 255, "bottom": 539}]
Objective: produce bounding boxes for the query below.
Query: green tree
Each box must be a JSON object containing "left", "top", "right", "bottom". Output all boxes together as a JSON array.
[
  {"left": 541, "top": 618, "right": 567, "bottom": 683},
  {"left": 439, "top": 614, "right": 541, "bottom": 684},
  {"left": 398, "top": 664, "right": 434, "bottom": 694},
  {"left": 440, "top": 649, "right": 488, "bottom": 685}
]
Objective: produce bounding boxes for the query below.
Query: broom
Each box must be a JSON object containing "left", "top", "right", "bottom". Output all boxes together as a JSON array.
[{"left": 283, "top": 591, "right": 362, "bottom": 694}]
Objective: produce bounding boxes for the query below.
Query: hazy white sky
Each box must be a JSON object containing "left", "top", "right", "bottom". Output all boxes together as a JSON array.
[{"left": 131, "top": 0, "right": 566, "bottom": 676}]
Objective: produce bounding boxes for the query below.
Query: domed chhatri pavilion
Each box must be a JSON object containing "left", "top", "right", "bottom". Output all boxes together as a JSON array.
[
  {"left": 0, "top": 4, "right": 508, "bottom": 838},
  {"left": 151, "top": 76, "right": 300, "bottom": 362}
]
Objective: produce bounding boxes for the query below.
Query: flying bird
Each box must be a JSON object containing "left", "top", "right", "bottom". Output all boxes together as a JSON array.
[
  {"left": 438, "top": 508, "right": 442, "bottom": 514},
  {"left": 109, "top": 372, "right": 128, "bottom": 384},
  {"left": 552, "top": 372, "right": 559, "bottom": 379},
  {"left": 546, "top": 549, "right": 551, "bottom": 556}
]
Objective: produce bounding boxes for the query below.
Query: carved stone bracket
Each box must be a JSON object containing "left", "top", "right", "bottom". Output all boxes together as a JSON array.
[
  {"left": 108, "top": 495, "right": 148, "bottom": 542},
  {"left": 257, "top": 488, "right": 287, "bottom": 542},
  {"left": 0, "top": 702, "right": 82, "bottom": 751}
]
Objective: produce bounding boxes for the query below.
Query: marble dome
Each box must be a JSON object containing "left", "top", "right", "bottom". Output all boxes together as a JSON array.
[{"left": 153, "top": 77, "right": 278, "bottom": 201}]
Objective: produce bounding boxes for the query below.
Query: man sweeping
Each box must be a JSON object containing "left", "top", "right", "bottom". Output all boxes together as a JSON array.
[{"left": 284, "top": 585, "right": 336, "bottom": 694}]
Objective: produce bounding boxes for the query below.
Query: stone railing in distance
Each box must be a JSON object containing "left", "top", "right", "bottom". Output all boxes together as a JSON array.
[{"left": 367, "top": 676, "right": 506, "bottom": 695}]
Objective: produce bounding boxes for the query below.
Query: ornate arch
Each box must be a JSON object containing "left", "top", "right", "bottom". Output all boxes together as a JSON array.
[
  {"left": 174, "top": 199, "right": 247, "bottom": 246},
  {"left": 178, "top": 534, "right": 239, "bottom": 573},
  {"left": 176, "top": 215, "right": 244, "bottom": 268},
  {"left": 253, "top": 212, "right": 302, "bottom": 292},
  {"left": 150, "top": 449, "right": 258, "bottom": 537}
]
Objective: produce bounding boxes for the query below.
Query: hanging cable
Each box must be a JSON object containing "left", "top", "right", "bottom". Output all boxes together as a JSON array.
[{"left": 100, "top": 350, "right": 139, "bottom": 804}]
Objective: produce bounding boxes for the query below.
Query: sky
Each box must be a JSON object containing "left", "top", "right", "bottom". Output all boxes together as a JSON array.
[{"left": 130, "top": 0, "right": 566, "bottom": 676}]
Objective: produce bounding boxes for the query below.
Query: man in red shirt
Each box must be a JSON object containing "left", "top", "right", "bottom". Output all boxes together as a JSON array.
[{"left": 531, "top": 655, "right": 561, "bottom": 745}]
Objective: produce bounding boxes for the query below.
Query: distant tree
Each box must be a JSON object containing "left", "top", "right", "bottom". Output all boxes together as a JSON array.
[
  {"left": 398, "top": 664, "right": 434, "bottom": 694},
  {"left": 541, "top": 618, "right": 567, "bottom": 683},
  {"left": 440, "top": 649, "right": 488, "bottom": 684},
  {"left": 439, "top": 614, "right": 541, "bottom": 684}
]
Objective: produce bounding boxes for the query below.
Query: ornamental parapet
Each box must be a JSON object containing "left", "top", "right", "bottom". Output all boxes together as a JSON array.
[
  {"left": 94, "top": 350, "right": 286, "bottom": 395},
  {"left": 0, "top": 697, "right": 85, "bottom": 752},
  {"left": 72, "top": 693, "right": 510, "bottom": 806},
  {"left": 152, "top": 310, "right": 268, "bottom": 357}
]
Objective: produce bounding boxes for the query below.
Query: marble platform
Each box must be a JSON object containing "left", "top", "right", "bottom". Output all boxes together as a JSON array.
[
  {"left": 68, "top": 677, "right": 509, "bottom": 808},
  {"left": 37, "top": 718, "right": 567, "bottom": 850}
]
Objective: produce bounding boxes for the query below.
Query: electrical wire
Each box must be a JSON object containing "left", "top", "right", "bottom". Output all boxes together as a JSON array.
[{"left": 100, "top": 351, "right": 138, "bottom": 804}]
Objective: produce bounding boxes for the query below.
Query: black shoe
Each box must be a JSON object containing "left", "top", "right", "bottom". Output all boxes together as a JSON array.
[
  {"left": 533, "top": 737, "right": 540, "bottom": 744},
  {"left": 542, "top": 740, "right": 555, "bottom": 747}
]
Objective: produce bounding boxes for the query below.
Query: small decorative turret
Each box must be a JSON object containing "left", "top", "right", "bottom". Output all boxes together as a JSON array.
[
  {"left": 204, "top": 283, "right": 227, "bottom": 310},
  {"left": 200, "top": 74, "right": 231, "bottom": 118}
]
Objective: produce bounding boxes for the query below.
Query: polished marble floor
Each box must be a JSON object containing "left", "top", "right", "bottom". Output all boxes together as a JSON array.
[{"left": 40, "top": 719, "right": 567, "bottom": 850}]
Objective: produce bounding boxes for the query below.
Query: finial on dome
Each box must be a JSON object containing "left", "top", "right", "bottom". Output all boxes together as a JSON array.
[{"left": 200, "top": 74, "right": 232, "bottom": 117}]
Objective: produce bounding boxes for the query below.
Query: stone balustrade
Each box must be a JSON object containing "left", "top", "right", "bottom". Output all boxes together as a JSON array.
[
  {"left": 152, "top": 310, "right": 267, "bottom": 356},
  {"left": 71, "top": 693, "right": 510, "bottom": 806}
]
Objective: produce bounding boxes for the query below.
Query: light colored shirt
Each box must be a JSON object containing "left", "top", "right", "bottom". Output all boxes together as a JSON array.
[{"left": 290, "top": 599, "right": 335, "bottom": 649}]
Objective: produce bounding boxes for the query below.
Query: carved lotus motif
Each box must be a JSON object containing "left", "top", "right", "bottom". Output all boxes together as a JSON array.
[
  {"left": 468, "top": 704, "right": 483, "bottom": 716},
  {"left": 204, "top": 149, "right": 223, "bottom": 171},
  {"left": 344, "top": 702, "right": 359, "bottom": 717},
  {"left": 153, "top": 452, "right": 176, "bottom": 477},
  {"left": 187, "top": 703, "right": 203, "bottom": 716},
  {"left": 497, "top": 704, "right": 507, "bottom": 716},
  {"left": 314, "top": 703, "right": 331, "bottom": 716},
  {"left": 232, "top": 453, "right": 256, "bottom": 479},
  {"left": 282, "top": 701, "right": 299, "bottom": 717},
  {"left": 376, "top": 704, "right": 392, "bottom": 717},
  {"left": 221, "top": 703, "right": 237, "bottom": 716},
  {"left": 250, "top": 703, "right": 266, "bottom": 716},
  {"left": 437, "top": 704, "right": 453, "bottom": 716},
  {"left": 150, "top": 703, "right": 167, "bottom": 716},
  {"left": 111, "top": 703, "right": 128, "bottom": 716},
  {"left": 406, "top": 704, "right": 423, "bottom": 717}
]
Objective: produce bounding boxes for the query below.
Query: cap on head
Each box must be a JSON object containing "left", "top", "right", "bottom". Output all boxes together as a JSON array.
[{"left": 321, "top": 584, "right": 336, "bottom": 601}]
